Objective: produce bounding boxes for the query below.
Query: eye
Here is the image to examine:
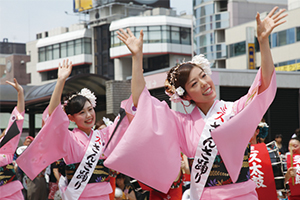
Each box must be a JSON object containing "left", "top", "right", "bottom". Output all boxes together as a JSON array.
[
  {"left": 201, "top": 73, "right": 206, "bottom": 78},
  {"left": 88, "top": 108, "right": 93, "bottom": 111},
  {"left": 192, "top": 82, "right": 197, "bottom": 87}
]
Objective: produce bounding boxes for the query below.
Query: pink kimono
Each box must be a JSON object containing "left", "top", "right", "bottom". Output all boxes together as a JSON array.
[
  {"left": 16, "top": 104, "right": 129, "bottom": 199},
  {"left": 0, "top": 107, "right": 25, "bottom": 200},
  {"left": 104, "top": 68, "right": 277, "bottom": 199}
]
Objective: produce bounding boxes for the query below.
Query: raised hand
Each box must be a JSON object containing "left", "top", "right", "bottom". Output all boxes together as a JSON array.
[
  {"left": 6, "top": 78, "right": 24, "bottom": 113},
  {"left": 58, "top": 59, "right": 73, "bottom": 80},
  {"left": 117, "top": 28, "right": 143, "bottom": 56},
  {"left": 6, "top": 78, "right": 23, "bottom": 94},
  {"left": 256, "top": 6, "right": 287, "bottom": 42}
]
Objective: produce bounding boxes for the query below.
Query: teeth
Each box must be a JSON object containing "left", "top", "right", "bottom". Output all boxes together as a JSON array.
[{"left": 203, "top": 88, "right": 211, "bottom": 95}]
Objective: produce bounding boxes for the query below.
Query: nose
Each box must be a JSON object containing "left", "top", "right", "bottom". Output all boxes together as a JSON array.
[{"left": 199, "top": 78, "right": 207, "bottom": 88}]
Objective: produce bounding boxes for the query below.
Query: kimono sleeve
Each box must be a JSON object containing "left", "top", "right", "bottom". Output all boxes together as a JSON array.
[
  {"left": 17, "top": 104, "right": 70, "bottom": 180},
  {"left": 211, "top": 68, "right": 276, "bottom": 183},
  {"left": 0, "top": 107, "right": 25, "bottom": 155},
  {"left": 104, "top": 87, "right": 182, "bottom": 193}
]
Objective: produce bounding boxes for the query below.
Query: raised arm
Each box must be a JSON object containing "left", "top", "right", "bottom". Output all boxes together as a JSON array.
[
  {"left": 48, "top": 59, "right": 72, "bottom": 115},
  {"left": 256, "top": 7, "right": 287, "bottom": 94},
  {"left": 117, "top": 28, "right": 145, "bottom": 107},
  {"left": 6, "top": 78, "right": 24, "bottom": 113}
]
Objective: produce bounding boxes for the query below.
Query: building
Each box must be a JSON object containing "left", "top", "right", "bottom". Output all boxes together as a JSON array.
[
  {"left": 0, "top": 39, "right": 30, "bottom": 85},
  {"left": 193, "top": 0, "right": 287, "bottom": 69},
  {"left": 26, "top": 24, "right": 92, "bottom": 85}
]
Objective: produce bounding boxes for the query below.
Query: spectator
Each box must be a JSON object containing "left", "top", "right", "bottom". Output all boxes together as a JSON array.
[{"left": 275, "top": 134, "right": 288, "bottom": 155}]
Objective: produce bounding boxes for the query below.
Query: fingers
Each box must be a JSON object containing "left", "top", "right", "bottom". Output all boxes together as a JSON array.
[
  {"left": 267, "top": 6, "right": 279, "bottom": 18},
  {"left": 272, "top": 8, "right": 286, "bottom": 19},
  {"left": 127, "top": 28, "right": 134, "bottom": 37},
  {"left": 256, "top": 12, "right": 261, "bottom": 25},
  {"left": 139, "top": 29, "right": 144, "bottom": 40}
]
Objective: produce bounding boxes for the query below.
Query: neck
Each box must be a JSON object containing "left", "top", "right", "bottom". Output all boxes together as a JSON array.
[
  {"left": 79, "top": 128, "right": 91, "bottom": 136},
  {"left": 196, "top": 100, "right": 215, "bottom": 115}
]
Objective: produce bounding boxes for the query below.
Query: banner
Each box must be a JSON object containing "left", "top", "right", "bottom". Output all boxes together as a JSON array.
[
  {"left": 286, "top": 154, "right": 300, "bottom": 196},
  {"left": 250, "top": 143, "right": 277, "bottom": 199}
]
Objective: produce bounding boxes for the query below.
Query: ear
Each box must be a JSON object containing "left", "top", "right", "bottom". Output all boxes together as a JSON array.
[
  {"left": 68, "top": 114, "right": 75, "bottom": 122},
  {"left": 183, "top": 93, "right": 192, "bottom": 101},
  {"left": 255, "top": 129, "right": 260, "bottom": 136}
]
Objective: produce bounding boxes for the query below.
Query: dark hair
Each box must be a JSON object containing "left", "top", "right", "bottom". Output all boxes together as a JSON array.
[
  {"left": 64, "top": 93, "right": 91, "bottom": 115},
  {"left": 165, "top": 63, "right": 203, "bottom": 103},
  {"left": 275, "top": 134, "right": 283, "bottom": 139},
  {"left": 116, "top": 173, "right": 131, "bottom": 185},
  {"left": 94, "top": 114, "right": 116, "bottom": 130},
  {"left": 291, "top": 128, "right": 300, "bottom": 142}
]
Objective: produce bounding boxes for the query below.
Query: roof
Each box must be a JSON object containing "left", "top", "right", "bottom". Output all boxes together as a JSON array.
[{"left": 0, "top": 73, "right": 110, "bottom": 113}]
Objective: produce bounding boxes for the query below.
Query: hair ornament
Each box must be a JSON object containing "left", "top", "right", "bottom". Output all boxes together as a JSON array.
[
  {"left": 103, "top": 117, "right": 113, "bottom": 127},
  {"left": 68, "top": 88, "right": 97, "bottom": 107},
  {"left": 187, "top": 54, "right": 212, "bottom": 75}
]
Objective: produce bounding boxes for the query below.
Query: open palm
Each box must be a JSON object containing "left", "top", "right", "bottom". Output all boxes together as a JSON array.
[
  {"left": 117, "top": 28, "right": 143, "bottom": 55},
  {"left": 256, "top": 7, "right": 287, "bottom": 42},
  {"left": 58, "top": 59, "right": 72, "bottom": 80}
]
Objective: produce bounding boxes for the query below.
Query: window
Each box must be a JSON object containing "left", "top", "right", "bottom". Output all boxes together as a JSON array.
[
  {"left": 75, "top": 39, "right": 82, "bottom": 55},
  {"left": 67, "top": 41, "right": 74, "bottom": 56},
  {"left": 271, "top": 32, "right": 277, "bottom": 48},
  {"left": 149, "top": 26, "right": 161, "bottom": 43},
  {"left": 84, "top": 38, "right": 91, "bottom": 54},
  {"left": 161, "top": 25, "right": 170, "bottom": 43},
  {"left": 287, "top": 28, "right": 295, "bottom": 45},
  {"left": 180, "top": 28, "right": 191, "bottom": 45},
  {"left": 228, "top": 41, "right": 246, "bottom": 57},
  {"left": 46, "top": 46, "right": 53, "bottom": 61},
  {"left": 39, "top": 47, "right": 46, "bottom": 62},
  {"left": 61, "top": 42, "right": 67, "bottom": 58},
  {"left": 171, "top": 26, "right": 180, "bottom": 44},
  {"left": 53, "top": 44, "right": 60, "bottom": 59},
  {"left": 297, "top": 27, "right": 300, "bottom": 41}
]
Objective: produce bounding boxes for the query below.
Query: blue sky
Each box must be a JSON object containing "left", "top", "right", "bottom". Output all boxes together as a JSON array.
[{"left": 0, "top": 0, "right": 193, "bottom": 43}]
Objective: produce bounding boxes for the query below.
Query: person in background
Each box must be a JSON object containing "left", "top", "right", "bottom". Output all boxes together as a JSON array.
[
  {"left": 116, "top": 173, "right": 137, "bottom": 200},
  {"left": 285, "top": 131, "right": 300, "bottom": 199},
  {"left": 0, "top": 78, "right": 25, "bottom": 200},
  {"left": 275, "top": 134, "right": 288, "bottom": 155}
]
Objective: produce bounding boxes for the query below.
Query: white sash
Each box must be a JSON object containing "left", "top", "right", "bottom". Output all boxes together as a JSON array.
[
  {"left": 59, "top": 130, "right": 104, "bottom": 200},
  {"left": 190, "top": 101, "right": 233, "bottom": 200}
]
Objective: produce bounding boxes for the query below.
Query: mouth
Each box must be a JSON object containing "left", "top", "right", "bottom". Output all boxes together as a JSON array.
[
  {"left": 85, "top": 118, "right": 94, "bottom": 124},
  {"left": 203, "top": 87, "right": 212, "bottom": 95}
]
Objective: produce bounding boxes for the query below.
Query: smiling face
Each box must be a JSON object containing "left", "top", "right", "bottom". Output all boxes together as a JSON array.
[
  {"left": 184, "top": 66, "right": 216, "bottom": 113},
  {"left": 289, "top": 139, "right": 300, "bottom": 155},
  {"left": 68, "top": 101, "right": 95, "bottom": 135}
]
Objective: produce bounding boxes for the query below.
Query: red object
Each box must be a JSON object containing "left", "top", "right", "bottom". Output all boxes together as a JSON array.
[
  {"left": 286, "top": 154, "right": 300, "bottom": 198},
  {"left": 249, "top": 143, "right": 277, "bottom": 200}
]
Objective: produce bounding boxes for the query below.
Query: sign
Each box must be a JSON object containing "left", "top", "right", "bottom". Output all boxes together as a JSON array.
[{"left": 248, "top": 43, "right": 255, "bottom": 69}]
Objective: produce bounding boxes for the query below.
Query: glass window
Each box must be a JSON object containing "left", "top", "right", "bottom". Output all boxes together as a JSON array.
[
  {"left": 136, "top": 26, "right": 148, "bottom": 43},
  {"left": 171, "top": 26, "right": 180, "bottom": 44},
  {"left": 234, "top": 41, "right": 245, "bottom": 56},
  {"left": 39, "top": 47, "right": 46, "bottom": 62},
  {"left": 46, "top": 46, "right": 53, "bottom": 61},
  {"left": 162, "top": 26, "right": 170, "bottom": 43},
  {"left": 84, "top": 38, "right": 91, "bottom": 54},
  {"left": 271, "top": 32, "right": 277, "bottom": 48},
  {"left": 149, "top": 26, "right": 161, "bottom": 43},
  {"left": 61, "top": 42, "right": 67, "bottom": 58},
  {"left": 67, "top": 41, "right": 74, "bottom": 56},
  {"left": 53, "top": 44, "right": 60, "bottom": 59},
  {"left": 297, "top": 27, "right": 300, "bottom": 41},
  {"left": 180, "top": 28, "right": 191, "bottom": 45},
  {"left": 278, "top": 30, "right": 287, "bottom": 46},
  {"left": 75, "top": 39, "right": 82, "bottom": 55},
  {"left": 287, "top": 28, "right": 295, "bottom": 44}
]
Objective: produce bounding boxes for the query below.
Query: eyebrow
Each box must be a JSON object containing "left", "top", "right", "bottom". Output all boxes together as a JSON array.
[{"left": 188, "top": 71, "right": 204, "bottom": 85}]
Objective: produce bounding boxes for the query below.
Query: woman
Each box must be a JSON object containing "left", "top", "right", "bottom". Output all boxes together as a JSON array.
[
  {"left": 0, "top": 79, "right": 25, "bottom": 199},
  {"left": 285, "top": 131, "right": 300, "bottom": 199},
  {"left": 116, "top": 174, "right": 137, "bottom": 200},
  {"left": 104, "top": 7, "right": 287, "bottom": 199},
  {"left": 17, "top": 60, "right": 130, "bottom": 200}
]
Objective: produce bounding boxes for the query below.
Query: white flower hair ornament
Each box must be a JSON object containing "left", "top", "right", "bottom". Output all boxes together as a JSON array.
[
  {"left": 69, "top": 88, "right": 97, "bottom": 107},
  {"left": 187, "top": 54, "right": 212, "bottom": 75},
  {"left": 103, "top": 117, "right": 113, "bottom": 127}
]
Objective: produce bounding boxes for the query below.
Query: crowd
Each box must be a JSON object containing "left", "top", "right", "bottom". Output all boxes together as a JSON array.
[{"left": 2, "top": 6, "right": 299, "bottom": 200}]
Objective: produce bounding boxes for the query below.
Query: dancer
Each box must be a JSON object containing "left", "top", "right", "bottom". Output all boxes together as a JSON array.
[
  {"left": 0, "top": 79, "right": 25, "bottom": 199},
  {"left": 17, "top": 60, "right": 130, "bottom": 200},
  {"left": 285, "top": 131, "right": 300, "bottom": 199},
  {"left": 104, "top": 7, "right": 286, "bottom": 199}
]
